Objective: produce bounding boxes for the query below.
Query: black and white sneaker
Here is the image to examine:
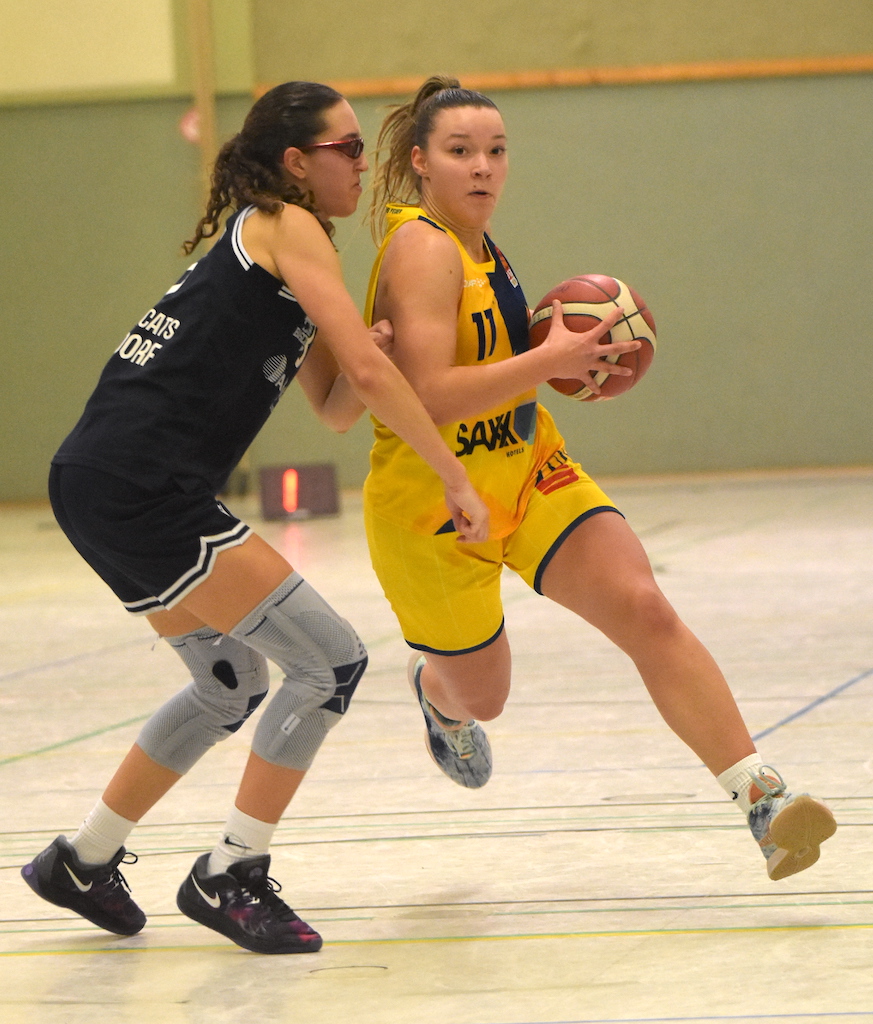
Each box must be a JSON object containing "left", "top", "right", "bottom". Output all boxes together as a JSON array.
[
  {"left": 21, "top": 835, "right": 145, "bottom": 936},
  {"left": 176, "top": 853, "right": 322, "bottom": 954}
]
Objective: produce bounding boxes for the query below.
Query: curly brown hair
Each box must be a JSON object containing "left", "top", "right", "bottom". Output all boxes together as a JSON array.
[
  {"left": 368, "top": 75, "right": 499, "bottom": 241},
  {"left": 183, "top": 81, "right": 344, "bottom": 254}
]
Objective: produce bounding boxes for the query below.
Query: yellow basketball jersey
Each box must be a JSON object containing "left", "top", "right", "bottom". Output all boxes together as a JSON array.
[{"left": 364, "top": 204, "right": 566, "bottom": 538}]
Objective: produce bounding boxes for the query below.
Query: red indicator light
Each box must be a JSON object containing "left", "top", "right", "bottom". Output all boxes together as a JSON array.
[{"left": 282, "top": 468, "right": 299, "bottom": 513}]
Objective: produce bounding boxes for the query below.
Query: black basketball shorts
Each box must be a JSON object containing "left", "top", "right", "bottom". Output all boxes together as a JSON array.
[{"left": 48, "top": 463, "right": 252, "bottom": 615}]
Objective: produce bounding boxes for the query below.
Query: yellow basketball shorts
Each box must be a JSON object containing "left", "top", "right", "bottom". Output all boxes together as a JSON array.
[{"left": 364, "top": 455, "right": 621, "bottom": 656}]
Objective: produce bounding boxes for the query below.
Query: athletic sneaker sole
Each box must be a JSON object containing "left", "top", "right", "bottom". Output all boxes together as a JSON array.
[{"left": 765, "top": 795, "right": 838, "bottom": 880}]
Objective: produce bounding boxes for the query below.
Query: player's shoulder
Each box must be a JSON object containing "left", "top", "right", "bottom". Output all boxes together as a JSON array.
[
  {"left": 270, "top": 201, "right": 330, "bottom": 244},
  {"left": 244, "top": 201, "right": 329, "bottom": 248},
  {"left": 387, "top": 217, "right": 460, "bottom": 266},
  {"left": 246, "top": 201, "right": 337, "bottom": 275}
]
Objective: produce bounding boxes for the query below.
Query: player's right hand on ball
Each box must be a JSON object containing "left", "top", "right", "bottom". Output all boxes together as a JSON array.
[{"left": 544, "top": 300, "right": 640, "bottom": 387}]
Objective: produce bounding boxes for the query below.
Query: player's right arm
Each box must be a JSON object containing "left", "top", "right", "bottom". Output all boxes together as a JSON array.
[
  {"left": 265, "top": 204, "right": 489, "bottom": 542},
  {"left": 376, "top": 221, "right": 636, "bottom": 425}
]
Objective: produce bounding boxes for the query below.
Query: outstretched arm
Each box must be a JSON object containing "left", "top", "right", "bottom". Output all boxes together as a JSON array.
[{"left": 265, "top": 205, "right": 488, "bottom": 542}]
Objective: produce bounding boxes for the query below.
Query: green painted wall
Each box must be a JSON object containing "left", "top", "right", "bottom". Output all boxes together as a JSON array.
[
  {"left": 1, "top": 2, "right": 872, "bottom": 501},
  {"left": 248, "top": 74, "right": 873, "bottom": 485},
  {"left": 252, "top": 0, "right": 873, "bottom": 79},
  {"left": 0, "top": 96, "right": 252, "bottom": 502}
]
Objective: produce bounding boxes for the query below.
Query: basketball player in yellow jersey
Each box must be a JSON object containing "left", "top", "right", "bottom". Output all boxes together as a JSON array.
[
  {"left": 365, "top": 201, "right": 578, "bottom": 538},
  {"left": 365, "top": 76, "right": 835, "bottom": 881}
]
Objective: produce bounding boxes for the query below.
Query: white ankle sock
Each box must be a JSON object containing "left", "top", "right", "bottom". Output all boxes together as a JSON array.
[
  {"left": 207, "top": 806, "right": 277, "bottom": 876},
  {"left": 717, "top": 754, "right": 768, "bottom": 815},
  {"left": 69, "top": 799, "right": 137, "bottom": 866}
]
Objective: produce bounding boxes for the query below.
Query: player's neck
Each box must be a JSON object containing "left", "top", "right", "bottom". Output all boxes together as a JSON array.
[{"left": 420, "top": 202, "right": 488, "bottom": 263}]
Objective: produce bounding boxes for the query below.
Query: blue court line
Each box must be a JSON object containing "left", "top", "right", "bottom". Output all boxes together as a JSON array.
[
  {"left": 0, "top": 637, "right": 147, "bottom": 683},
  {"left": 3, "top": 637, "right": 870, "bottom": 768},
  {"left": 752, "top": 666, "right": 873, "bottom": 741}
]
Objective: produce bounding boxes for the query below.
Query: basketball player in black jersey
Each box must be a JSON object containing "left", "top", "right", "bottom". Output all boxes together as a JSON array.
[{"left": 20, "top": 82, "right": 488, "bottom": 955}]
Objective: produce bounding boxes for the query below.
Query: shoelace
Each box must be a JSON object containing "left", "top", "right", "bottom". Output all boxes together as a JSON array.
[
  {"left": 443, "top": 723, "right": 477, "bottom": 759},
  {"left": 238, "top": 874, "right": 297, "bottom": 920},
  {"left": 750, "top": 766, "right": 787, "bottom": 801},
  {"left": 103, "top": 851, "right": 138, "bottom": 895},
  {"left": 421, "top": 694, "right": 477, "bottom": 759}
]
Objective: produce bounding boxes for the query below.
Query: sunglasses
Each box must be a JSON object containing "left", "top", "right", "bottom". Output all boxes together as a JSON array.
[{"left": 301, "top": 137, "right": 365, "bottom": 159}]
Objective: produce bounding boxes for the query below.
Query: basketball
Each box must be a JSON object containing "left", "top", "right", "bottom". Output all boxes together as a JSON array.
[{"left": 528, "top": 274, "right": 657, "bottom": 401}]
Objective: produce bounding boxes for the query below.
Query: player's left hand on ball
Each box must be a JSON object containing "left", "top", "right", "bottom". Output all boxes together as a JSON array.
[{"left": 369, "top": 318, "right": 395, "bottom": 358}]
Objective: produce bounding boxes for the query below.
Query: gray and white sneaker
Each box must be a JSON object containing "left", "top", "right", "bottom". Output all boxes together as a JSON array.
[
  {"left": 747, "top": 767, "right": 837, "bottom": 880},
  {"left": 407, "top": 654, "right": 492, "bottom": 788}
]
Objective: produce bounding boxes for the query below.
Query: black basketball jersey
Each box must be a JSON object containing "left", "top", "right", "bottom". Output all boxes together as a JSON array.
[{"left": 53, "top": 206, "right": 317, "bottom": 495}]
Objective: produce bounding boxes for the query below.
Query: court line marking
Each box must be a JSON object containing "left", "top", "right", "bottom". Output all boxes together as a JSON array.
[
  {"left": 752, "top": 667, "right": 873, "bottom": 741},
  {"left": 0, "top": 715, "right": 150, "bottom": 766},
  {"left": 3, "top": 664, "right": 869, "bottom": 766},
  {"left": 2, "top": 918, "right": 873, "bottom": 958},
  {"left": 3, "top": 890, "right": 870, "bottom": 922},
  {"left": 0, "top": 637, "right": 147, "bottom": 682}
]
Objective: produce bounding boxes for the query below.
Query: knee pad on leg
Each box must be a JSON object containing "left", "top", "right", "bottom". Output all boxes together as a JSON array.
[
  {"left": 230, "top": 572, "right": 368, "bottom": 771},
  {"left": 136, "top": 627, "right": 269, "bottom": 774}
]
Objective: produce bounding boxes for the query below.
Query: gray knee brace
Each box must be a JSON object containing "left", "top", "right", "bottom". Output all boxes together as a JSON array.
[
  {"left": 137, "top": 627, "right": 269, "bottom": 774},
  {"left": 230, "top": 572, "right": 367, "bottom": 771}
]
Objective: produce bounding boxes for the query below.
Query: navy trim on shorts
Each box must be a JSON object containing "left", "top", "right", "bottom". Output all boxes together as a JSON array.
[
  {"left": 407, "top": 618, "right": 505, "bottom": 657},
  {"left": 532, "top": 505, "right": 623, "bottom": 595}
]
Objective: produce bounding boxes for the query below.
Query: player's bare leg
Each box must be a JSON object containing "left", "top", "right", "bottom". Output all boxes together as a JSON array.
[
  {"left": 540, "top": 510, "right": 836, "bottom": 877},
  {"left": 416, "top": 631, "right": 511, "bottom": 724},
  {"left": 539, "top": 510, "right": 753, "bottom": 773},
  {"left": 91, "top": 536, "right": 308, "bottom": 828}
]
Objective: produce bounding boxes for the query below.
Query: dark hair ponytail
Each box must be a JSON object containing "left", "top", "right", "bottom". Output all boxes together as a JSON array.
[
  {"left": 183, "top": 81, "right": 344, "bottom": 253},
  {"left": 368, "top": 75, "right": 498, "bottom": 240}
]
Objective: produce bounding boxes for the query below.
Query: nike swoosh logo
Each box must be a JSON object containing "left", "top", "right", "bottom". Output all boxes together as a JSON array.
[
  {"left": 64, "top": 863, "right": 93, "bottom": 892},
  {"left": 223, "top": 835, "right": 249, "bottom": 850},
  {"left": 191, "top": 874, "right": 221, "bottom": 909}
]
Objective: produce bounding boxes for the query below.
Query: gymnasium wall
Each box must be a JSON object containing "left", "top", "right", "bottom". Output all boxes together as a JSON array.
[{"left": 1, "top": 1, "right": 871, "bottom": 502}]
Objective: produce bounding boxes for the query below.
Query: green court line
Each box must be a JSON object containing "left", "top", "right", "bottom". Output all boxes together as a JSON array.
[
  {"left": 0, "top": 621, "right": 408, "bottom": 766},
  {"left": 2, "top": 919, "right": 872, "bottom": 957},
  {"left": 0, "top": 716, "right": 150, "bottom": 766}
]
